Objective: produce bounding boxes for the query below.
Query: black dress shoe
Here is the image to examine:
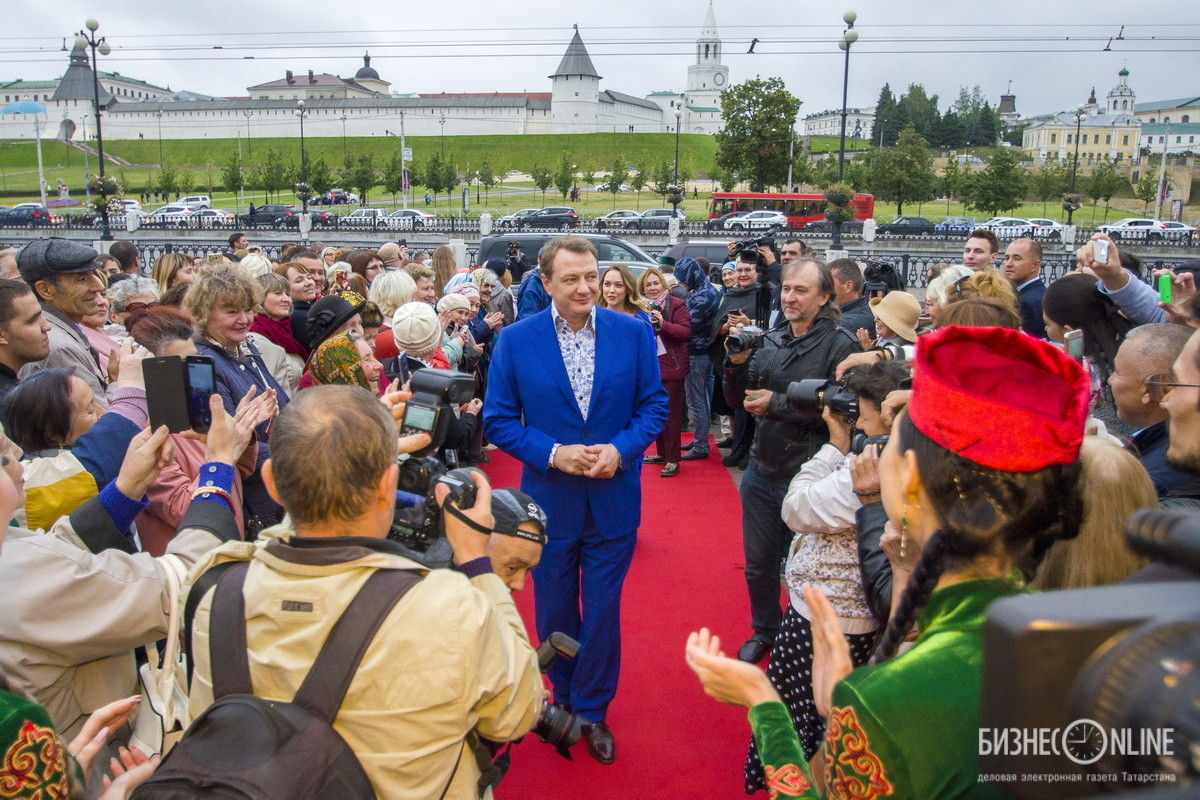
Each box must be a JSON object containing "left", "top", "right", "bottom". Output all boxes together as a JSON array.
[
  {"left": 737, "top": 635, "right": 773, "bottom": 663},
  {"left": 583, "top": 721, "right": 616, "bottom": 764},
  {"left": 680, "top": 450, "right": 708, "bottom": 461},
  {"left": 643, "top": 454, "right": 666, "bottom": 464},
  {"left": 722, "top": 448, "right": 749, "bottom": 468},
  {"left": 681, "top": 441, "right": 694, "bottom": 452},
  {"left": 715, "top": 437, "right": 734, "bottom": 449}
]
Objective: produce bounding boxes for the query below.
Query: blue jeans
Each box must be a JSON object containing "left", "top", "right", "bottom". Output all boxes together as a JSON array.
[
  {"left": 685, "top": 353, "right": 712, "bottom": 454},
  {"left": 739, "top": 462, "right": 793, "bottom": 641}
]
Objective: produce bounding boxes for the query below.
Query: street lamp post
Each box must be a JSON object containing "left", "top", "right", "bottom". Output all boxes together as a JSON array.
[
  {"left": 672, "top": 108, "right": 682, "bottom": 219},
  {"left": 439, "top": 114, "right": 446, "bottom": 156},
  {"left": 294, "top": 100, "right": 310, "bottom": 216},
  {"left": 243, "top": 109, "right": 253, "bottom": 158},
  {"left": 832, "top": 10, "right": 858, "bottom": 252},
  {"left": 1067, "top": 103, "right": 1086, "bottom": 225},
  {"left": 75, "top": 19, "right": 112, "bottom": 240},
  {"left": 154, "top": 109, "right": 163, "bottom": 166},
  {"left": 340, "top": 114, "right": 348, "bottom": 163}
]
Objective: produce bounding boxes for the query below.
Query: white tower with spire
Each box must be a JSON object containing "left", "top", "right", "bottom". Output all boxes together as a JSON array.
[
  {"left": 686, "top": 2, "right": 728, "bottom": 106},
  {"left": 550, "top": 26, "right": 602, "bottom": 133}
]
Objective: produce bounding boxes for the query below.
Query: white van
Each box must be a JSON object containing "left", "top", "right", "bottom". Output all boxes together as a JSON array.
[{"left": 179, "top": 195, "right": 211, "bottom": 209}]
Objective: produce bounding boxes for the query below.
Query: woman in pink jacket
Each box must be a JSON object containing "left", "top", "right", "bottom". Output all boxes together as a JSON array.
[{"left": 639, "top": 268, "right": 692, "bottom": 477}]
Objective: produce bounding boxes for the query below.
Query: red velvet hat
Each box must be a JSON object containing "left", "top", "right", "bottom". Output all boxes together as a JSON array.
[{"left": 907, "top": 326, "right": 1089, "bottom": 472}]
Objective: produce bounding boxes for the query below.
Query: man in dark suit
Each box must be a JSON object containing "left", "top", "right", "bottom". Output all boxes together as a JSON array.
[
  {"left": 1003, "top": 237, "right": 1047, "bottom": 339},
  {"left": 484, "top": 236, "right": 667, "bottom": 764}
]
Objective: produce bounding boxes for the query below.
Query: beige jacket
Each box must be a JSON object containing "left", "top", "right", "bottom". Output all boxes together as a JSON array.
[
  {"left": 0, "top": 498, "right": 232, "bottom": 740},
  {"left": 186, "top": 524, "right": 543, "bottom": 800},
  {"left": 20, "top": 306, "right": 116, "bottom": 408}
]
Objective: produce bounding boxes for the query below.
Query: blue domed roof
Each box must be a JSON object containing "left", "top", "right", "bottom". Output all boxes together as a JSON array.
[{"left": 355, "top": 53, "right": 380, "bottom": 80}]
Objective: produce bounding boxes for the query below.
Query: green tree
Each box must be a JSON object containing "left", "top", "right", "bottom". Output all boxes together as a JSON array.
[
  {"left": 714, "top": 76, "right": 802, "bottom": 191},
  {"left": 476, "top": 160, "right": 496, "bottom": 203},
  {"left": 896, "top": 84, "right": 940, "bottom": 143},
  {"left": 939, "top": 158, "right": 964, "bottom": 213},
  {"left": 867, "top": 125, "right": 936, "bottom": 215},
  {"left": 347, "top": 154, "right": 377, "bottom": 204},
  {"left": 1086, "top": 159, "right": 1125, "bottom": 222},
  {"left": 438, "top": 157, "right": 460, "bottom": 207},
  {"left": 1028, "top": 159, "right": 1069, "bottom": 216},
  {"left": 873, "top": 84, "right": 898, "bottom": 146},
  {"left": 156, "top": 162, "right": 179, "bottom": 198},
  {"left": 651, "top": 161, "right": 674, "bottom": 202},
  {"left": 261, "top": 149, "right": 287, "bottom": 201},
  {"left": 604, "top": 157, "right": 629, "bottom": 208},
  {"left": 808, "top": 156, "right": 839, "bottom": 190},
  {"left": 221, "top": 152, "right": 244, "bottom": 196},
  {"left": 581, "top": 165, "right": 598, "bottom": 192},
  {"left": 554, "top": 153, "right": 575, "bottom": 200},
  {"left": 382, "top": 153, "right": 405, "bottom": 203},
  {"left": 307, "top": 156, "right": 334, "bottom": 196},
  {"left": 962, "top": 148, "right": 1026, "bottom": 217},
  {"left": 1134, "top": 170, "right": 1158, "bottom": 214},
  {"left": 530, "top": 163, "right": 553, "bottom": 205},
  {"left": 177, "top": 169, "right": 195, "bottom": 197},
  {"left": 630, "top": 165, "right": 649, "bottom": 209}
]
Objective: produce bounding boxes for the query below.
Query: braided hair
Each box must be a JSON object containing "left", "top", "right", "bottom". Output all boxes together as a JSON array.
[{"left": 869, "top": 412, "right": 1085, "bottom": 664}]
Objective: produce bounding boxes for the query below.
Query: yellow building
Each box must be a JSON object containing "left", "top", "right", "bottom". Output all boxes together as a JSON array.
[{"left": 1022, "top": 71, "right": 1140, "bottom": 164}]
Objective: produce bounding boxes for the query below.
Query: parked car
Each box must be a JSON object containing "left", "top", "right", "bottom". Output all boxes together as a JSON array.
[
  {"left": 803, "top": 219, "right": 864, "bottom": 235},
  {"left": 979, "top": 217, "right": 1037, "bottom": 238},
  {"left": 621, "top": 208, "right": 686, "bottom": 231},
  {"left": 0, "top": 205, "right": 56, "bottom": 227},
  {"left": 192, "top": 208, "right": 236, "bottom": 227},
  {"left": 725, "top": 210, "right": 787, "bottom": 232},
  {"left": 704, "top": 211, "right": 747, "bottom": 231},
  {"left": 1159, "top": 221, "right": 1196, "bottom": 242},
  {"left": 1095, "top": 218, "right": 1167, "bottom": 241},
  {"left": 1027, "top": 218, "right": 1068, "bottom": 241},
  {"left": 340, "top": 208, "right": 390, "bottom": 228},
  {"left": 661, "top": 239, "right": 739, "bottom": 266},
  {"left": 594, "top": 210, "right": 641, "bottom": 231},
  {"left": 514, "top": 206, "right": 580, "bottom": 231},
  {"left": 145, "top": 205, "right": 196, "bottom": 227},
  {"left": 179, "top": 195, "right": 211, "bottom": 209},
  {"left": 387, "top": 208, "right": 435, "bottom": 229},
  {"left": 312, "top": 189, "right": 359, "bottom": 206},
  {"left": 934, "top": 216, "right": 976, "bottom": 236},
  {"left": 476, "top": 233, "right": 653, "bottom": 271},
  {"left": 876, "top": 216, "right": 938, "bottom": 236},
  {"left": 591, "top": 184, "right": 632, "bottom": 193},
  {"left": 496, "top": 208, "right": 541, "bottom": 229},
  {"left": 237, "top": 204, "right": 300, "bottom": 228}
]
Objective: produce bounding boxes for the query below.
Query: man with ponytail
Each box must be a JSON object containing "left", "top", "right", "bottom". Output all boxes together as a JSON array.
[{"left": 687, "top": 325, "right": 1090, "bottom": 799}]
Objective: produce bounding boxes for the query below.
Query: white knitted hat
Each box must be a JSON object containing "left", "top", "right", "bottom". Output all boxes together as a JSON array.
[
  {"left": 391, "top": 301, "right": 442, "bottom": 357},
  {"left": 436, "top": 293, "right": 470, "bottom": 314}
]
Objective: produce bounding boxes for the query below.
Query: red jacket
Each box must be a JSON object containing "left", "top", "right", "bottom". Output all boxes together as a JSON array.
[{"left": 654, "top": 293, "right": 692, "bottom": 381}]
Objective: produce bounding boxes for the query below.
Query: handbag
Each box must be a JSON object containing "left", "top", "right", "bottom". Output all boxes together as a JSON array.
[{"left": 127, "top": 553, "right": 191, "bottom": 755}]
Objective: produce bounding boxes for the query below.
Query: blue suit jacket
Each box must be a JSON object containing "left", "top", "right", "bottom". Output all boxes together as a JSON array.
[{"left": 484, "top": 306, "right": 668, "bottom": 540}]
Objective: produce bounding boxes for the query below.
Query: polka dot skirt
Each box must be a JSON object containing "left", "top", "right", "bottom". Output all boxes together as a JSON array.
[{"left": 743, "top": 605, "right": 878, "bottom": 794}]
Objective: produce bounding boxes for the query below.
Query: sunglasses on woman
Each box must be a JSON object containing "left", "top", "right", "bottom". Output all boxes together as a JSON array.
[{"left": 124, "top": 301, "right": 161, "bottom": 315}]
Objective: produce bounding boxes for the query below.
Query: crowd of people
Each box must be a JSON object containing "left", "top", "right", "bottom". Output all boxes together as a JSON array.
[{"left": 0, "top": 221, "right": 1195, "bottom": 797}]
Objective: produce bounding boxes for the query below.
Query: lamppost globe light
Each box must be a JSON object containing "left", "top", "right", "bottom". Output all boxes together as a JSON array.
[
  {"left": 74, "top": 35, "right": 87, "bottom": 50},
  {"left": 86, "top": 19, "right": 99, "bottom": 31},
  {"left": 98, "top": 41, "right": 110, "bottom": 56},
  {"left": 1077, "top": 103, "right": 1086, "bottom": 112},
  {"left": 838, "top": 39, "right": 849, "bottom": 51},
  {"left": 1079, "top": 114, "right": 1087, "bottom": 123},
  {"left": 844, "top": 29, "right": 858, "bottom": 44},
  {"left": 843, "top": 10, "right": 857, "bottom": 25}
]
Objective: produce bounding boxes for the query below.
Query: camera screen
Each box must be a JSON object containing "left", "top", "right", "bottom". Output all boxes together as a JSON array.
[
  {"left": 186, "top": 359, "right": 215, "bottom": 431},
  {"left": 404, "top": 404, "right": 437, "bottom": 432}
]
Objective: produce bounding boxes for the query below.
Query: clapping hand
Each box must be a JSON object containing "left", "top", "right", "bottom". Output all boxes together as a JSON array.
[
  {"left": 115, "top": 426, "right": 174, "bottom": 499},
  {"left": 856, "top": 328, "right": 876, "bottom": 351},
  {"left": 685, "top": 628, "right": 780, "bottom": 708}
]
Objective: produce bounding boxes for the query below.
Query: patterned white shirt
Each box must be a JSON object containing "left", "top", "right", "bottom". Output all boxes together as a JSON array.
[{"left": 551, "top": 303, "right": 597, "bottom": 420}]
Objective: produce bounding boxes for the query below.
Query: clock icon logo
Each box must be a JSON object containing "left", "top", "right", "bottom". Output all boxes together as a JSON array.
[{"left": 1062, "top": 719, "right": 1107, "bottom": 765}]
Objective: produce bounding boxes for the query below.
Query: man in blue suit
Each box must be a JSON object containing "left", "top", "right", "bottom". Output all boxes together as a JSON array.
[
  {"left": 1003, "top": 237, "right": 1047, "bottom": 339},
  {"left": 484, "top": 236, "right": 667, "bottom": 764}
]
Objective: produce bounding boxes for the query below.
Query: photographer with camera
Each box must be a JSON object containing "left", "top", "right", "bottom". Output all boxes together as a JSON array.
[
  {"left": 710, "top": 246, "right": 769, "bottom": 468},
  {"left": 181, "top": 385, "right": 542, "bottom": 799},
  {"left": 742, "top": 361, "right": 907, "bottom": 793},
  {"left": 688, "top": 325, "right": 1089, "bottom": 800},
  {"left": 723, "top": 257, "right": 860, "bottom": 663}
]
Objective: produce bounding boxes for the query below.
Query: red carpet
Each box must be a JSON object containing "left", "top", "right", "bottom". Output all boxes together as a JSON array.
[{"left": 483, "top": 435, "right": 756, "bottom": 799}]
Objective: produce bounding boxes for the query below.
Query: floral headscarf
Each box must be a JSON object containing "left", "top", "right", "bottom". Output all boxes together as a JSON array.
[{"left": 310, "top": 332, "right": 370, "bottom": 391}]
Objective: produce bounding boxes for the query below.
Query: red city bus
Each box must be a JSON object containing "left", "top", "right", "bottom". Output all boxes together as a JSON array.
[{"left": 709, "top": 192, "right": 875, "bottom": 229}]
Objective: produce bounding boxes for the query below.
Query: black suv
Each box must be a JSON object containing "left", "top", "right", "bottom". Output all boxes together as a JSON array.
[
  {"left": 514, "top": 206, "right": 580, "bottom": 231},
  {"left": 0, "top": 206, "right": 55, "bottom": 227},
  {"left": 477, "top": 233, "right": 653, "bottom": 275},
  {"left": 876, "top": 216, "right": 936, "bottom": 236},
  {"left": 621, "top": 208, "right": 685, "bottom": 231},
  {"left": 238, "top": 204, "right": 298, "bottom": 228}
]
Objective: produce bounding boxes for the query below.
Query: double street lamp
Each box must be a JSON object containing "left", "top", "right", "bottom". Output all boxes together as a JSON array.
[
  {"left": 75, "top": 19, "right": 112, "bottom": 240},
  {"left": 832, "top": 10, "right": 858, "bottom": 251},
  {"left": 1067, "top": 103, "right": 1087, "bottom": 225},
  {"left": 672, "top": 108, "right": 683, "bottom": 219},
  {"left": 294, "top": 100, "right": 310, "bottom": 216}
]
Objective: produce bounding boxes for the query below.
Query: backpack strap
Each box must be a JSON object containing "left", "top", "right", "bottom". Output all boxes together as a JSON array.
[
  {"left": 183, "top": 561, "right": 238, "bottom": 686},
  {"left": 208, "top": 561, "right": 253, "bottom": 699},
  {"left": 291, "top": 568, "right": 424, "bottom": 723}
]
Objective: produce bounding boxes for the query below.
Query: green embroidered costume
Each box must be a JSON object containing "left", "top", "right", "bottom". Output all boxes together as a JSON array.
[
  {"left": 0, "top": 688, "right": 79, "bottom": 799},
  {"left": 751, "top": 577, "right": 1020, "bottom": 799}
]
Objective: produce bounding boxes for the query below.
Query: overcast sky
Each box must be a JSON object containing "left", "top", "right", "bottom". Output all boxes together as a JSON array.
[{"left": 5, "top": 0, "right": 1197, "bottom": 120}]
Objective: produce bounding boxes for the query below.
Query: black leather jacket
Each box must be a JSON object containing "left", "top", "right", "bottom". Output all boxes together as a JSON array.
[{"left": 723, "top": 317, "right": 860, "bottom": 481}]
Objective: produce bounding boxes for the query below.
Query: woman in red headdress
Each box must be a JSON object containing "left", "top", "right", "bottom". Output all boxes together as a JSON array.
[{"left": 686, "top": 326, "right": 1090, "bottom": 799}]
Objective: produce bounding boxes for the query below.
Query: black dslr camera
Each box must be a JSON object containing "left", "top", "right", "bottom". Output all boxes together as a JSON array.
[
  {"left": 736, "top": 235, "right": 776, "bottom": 261},
  {"left": 726, "top": 325, "right": 765, "bottom": 354},
  {"left": 981, "top": 508, "right": 1200, "bottom": 797},
  {"left": 531, "top": 633, "right": 586, "bottom": 758},
  {"left": 784, "top": 378, "right": 860, "bottom": 423},
  {"left": 390, "top": 368, "right": 480, "bottom": 553}
]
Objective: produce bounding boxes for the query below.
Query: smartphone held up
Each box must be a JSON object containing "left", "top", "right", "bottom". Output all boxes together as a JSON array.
[{"left": 142, "top": 355, "right": 216, "bottom": 434}]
